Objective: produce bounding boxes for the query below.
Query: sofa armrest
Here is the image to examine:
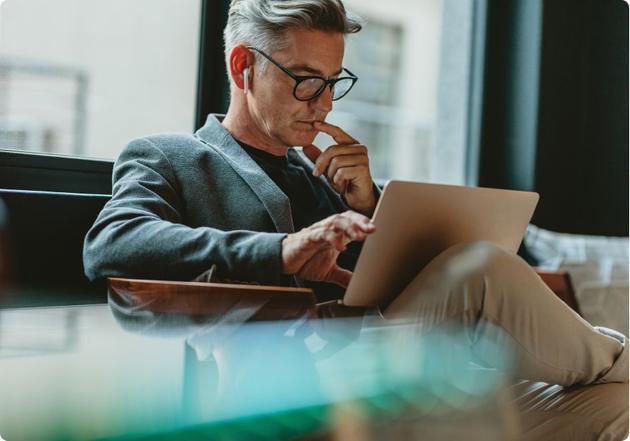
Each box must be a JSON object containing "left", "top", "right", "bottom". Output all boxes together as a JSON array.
[
  {"left": 107, "top": 277, "right": 317, "bottom": 321},
  {"left": 535, "top": 270, "right": 581, "bottom": 315}
]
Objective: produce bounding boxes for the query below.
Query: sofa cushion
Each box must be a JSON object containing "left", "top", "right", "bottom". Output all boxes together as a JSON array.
[{"left": 524, "top": 224, "right": 629, "bottom": 336}]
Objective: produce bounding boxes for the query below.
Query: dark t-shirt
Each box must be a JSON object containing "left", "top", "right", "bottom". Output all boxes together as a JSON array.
[{"left": 238, "top": 140, "right": 362, "bottom": 302}]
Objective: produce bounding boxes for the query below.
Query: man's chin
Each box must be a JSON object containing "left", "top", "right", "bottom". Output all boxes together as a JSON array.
[{"left": 285, "top": 129, "right": 318, "bottom": 147}]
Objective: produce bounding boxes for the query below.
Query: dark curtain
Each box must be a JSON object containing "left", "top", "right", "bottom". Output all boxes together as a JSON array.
[{"left": 478, "top": 0, "right": 628, "bottom": 236}]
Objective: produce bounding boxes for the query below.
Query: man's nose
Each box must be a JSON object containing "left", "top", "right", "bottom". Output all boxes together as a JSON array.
[{"left": 311, "top": 85, "right": 333, "bottom": 112}]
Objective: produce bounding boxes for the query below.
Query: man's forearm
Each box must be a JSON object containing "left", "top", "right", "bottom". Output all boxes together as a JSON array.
[{"left": 84, "top": 209, "right": 287, "bottom": 283}]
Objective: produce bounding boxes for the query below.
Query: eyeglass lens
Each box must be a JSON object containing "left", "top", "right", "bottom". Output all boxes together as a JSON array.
[{"left": 295, "top": 77, "right": 355, "bottom": 101}]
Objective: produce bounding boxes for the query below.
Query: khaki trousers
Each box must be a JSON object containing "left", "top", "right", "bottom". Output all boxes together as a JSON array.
[{"left": 385, "top": 241, "right": 629, "bottom": 441}]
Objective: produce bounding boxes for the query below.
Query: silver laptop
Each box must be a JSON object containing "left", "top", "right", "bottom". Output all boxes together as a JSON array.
[{"left": 342, "top": 180, "right": 539, "bottom": 308}]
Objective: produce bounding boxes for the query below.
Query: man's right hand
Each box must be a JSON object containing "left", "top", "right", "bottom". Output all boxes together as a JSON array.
[{"left": 281, "top": 211, "right": 376, "bottom": 288}]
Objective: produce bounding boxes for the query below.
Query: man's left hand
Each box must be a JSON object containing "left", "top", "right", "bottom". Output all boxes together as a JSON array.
[{"left": 303, "top": 121, "right": 377, "bottom": 217}]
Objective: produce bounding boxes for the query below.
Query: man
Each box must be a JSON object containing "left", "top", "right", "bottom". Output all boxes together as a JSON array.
[{"left": 84, "top": 0, "right": 628, "bottom": 439}]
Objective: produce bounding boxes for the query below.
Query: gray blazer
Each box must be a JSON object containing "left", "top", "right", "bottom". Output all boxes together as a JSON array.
[{"left": 83, "top": 114, "right": 358, "bottom": 285}]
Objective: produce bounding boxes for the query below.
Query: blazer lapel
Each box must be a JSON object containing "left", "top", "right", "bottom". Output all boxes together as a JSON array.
[{"left": 195, "top": 114, "right": 295, "bottom": 234}]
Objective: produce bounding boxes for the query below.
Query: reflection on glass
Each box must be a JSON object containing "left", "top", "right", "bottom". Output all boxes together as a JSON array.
[
  {"left": 107, "top": 290, "right": 516, "bottom": 440},
  {"left": 0, "top": 296, "right": 517, "bottom": 440},
  {"left": 0, "top": 308, "right": 78, "bottom": 358}
]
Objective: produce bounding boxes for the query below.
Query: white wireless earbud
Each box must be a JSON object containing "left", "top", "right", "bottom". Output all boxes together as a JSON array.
[{"left": 243, "top": 67, "right": 249, "bottom": 95}]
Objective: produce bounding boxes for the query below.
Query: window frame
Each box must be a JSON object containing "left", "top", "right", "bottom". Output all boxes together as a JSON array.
[
  {"left": 195, "top": 0, "right": 230, "bottom": 130},
  {"left": 0, "top": 0, "right": 228, "bottom": 194}
]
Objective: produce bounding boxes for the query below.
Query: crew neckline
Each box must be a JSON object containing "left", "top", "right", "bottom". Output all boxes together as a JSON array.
[{"left": 236, "top": 139, "right": 290, "bottom": 167}]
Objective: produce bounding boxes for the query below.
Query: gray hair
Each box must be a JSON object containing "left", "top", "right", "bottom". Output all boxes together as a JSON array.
[{"left": 224, "top": 0, "right": 362, "bottom": 75}]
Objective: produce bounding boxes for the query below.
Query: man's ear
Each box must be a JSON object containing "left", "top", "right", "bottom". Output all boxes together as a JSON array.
[{"left": 229, "top": 46, "right": 254, "bottom": 93}]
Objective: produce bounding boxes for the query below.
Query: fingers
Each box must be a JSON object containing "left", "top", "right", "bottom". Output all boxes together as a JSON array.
[
  {"left": 327, "top": 211, "right": 375, "bottom": 242},
  {"left": 308, "top": 122, "right": 368, "bottom": 187},
  {"left": 305, "top": 211, "right": 372, "bottom": 249},
  {"left": 331, "top": 165, "right": 370, "bottom": 194},
  {"left": 299, "top": 211, "right": 375, "bottom": 256},
  {"left": 308, "top": 227, "right": 351, "bottom": 252},
  {"left": 327, "top": 266, "right": 353, "bottom": 288},
  {"left": 286, "top": 212, "right": 375, "bottom": 281},
  {"left": 312, "top": 144, "right": 368, "bottom": 177},
  {"left": 313, "top": 120, "right": 357, "bottom": 144},
  {"left": 325, "top": 154, "right": 369, "bottom": 182},
  {"left": 320, "top": 210, "right": 375, "bottom": 235}
]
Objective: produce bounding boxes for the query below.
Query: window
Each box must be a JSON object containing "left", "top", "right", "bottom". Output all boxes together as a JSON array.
[
  {"left": 315, "top": 0, "right": 480, "bottom": 185},
  {"left": 0, "top": 0, "right": 481, "bottom": 186},
  {"left": 0, "top": 0, "right": 201, "bottom": 159}
]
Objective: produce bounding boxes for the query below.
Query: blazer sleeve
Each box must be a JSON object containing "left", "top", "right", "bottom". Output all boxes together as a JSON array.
[{"left": 83, "top": 138, "right": 288, "bottom": 283}]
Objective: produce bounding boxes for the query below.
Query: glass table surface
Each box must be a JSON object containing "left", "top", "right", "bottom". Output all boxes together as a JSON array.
[{"left": 0, "top": 297, "right": 511, "bottom": 441}]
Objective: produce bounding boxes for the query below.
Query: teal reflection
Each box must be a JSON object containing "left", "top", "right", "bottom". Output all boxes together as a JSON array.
[
  {"left": 106, "top": 290, "right": 514, "bottom": 440},
  {"left": 0, "top": 294, "right": 517, "bottom": 440}
]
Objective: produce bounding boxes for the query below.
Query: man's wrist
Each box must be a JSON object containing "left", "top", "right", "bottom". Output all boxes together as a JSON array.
[
  {"left": 346, "top": 191, "right": 377, "bottom": 217},
  {"left": 280, "top": 232, "right": 300, "bottom": 275}
]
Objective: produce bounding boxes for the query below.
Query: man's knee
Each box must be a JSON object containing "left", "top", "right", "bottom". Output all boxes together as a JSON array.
[
  {"left": 387, "top": 241, "right": 523, "bottom": 318},
  {"left": 435, "top": 240, "right": 517, "bottom": 285}
]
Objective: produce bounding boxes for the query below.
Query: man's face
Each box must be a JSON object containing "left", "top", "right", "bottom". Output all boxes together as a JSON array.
[{"left": 248, "top": 29, "right": 345, "bottom": 147}]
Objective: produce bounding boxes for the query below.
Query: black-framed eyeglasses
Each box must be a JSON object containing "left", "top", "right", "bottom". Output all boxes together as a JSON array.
[{"left": 247, "top": 46, "right": 358, "bottom": 102}]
